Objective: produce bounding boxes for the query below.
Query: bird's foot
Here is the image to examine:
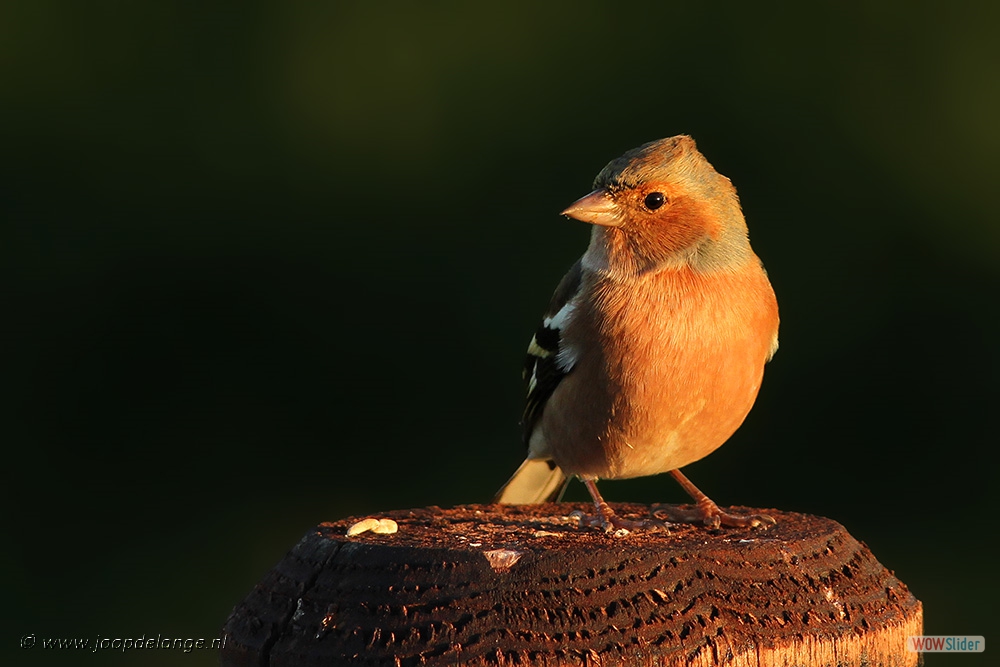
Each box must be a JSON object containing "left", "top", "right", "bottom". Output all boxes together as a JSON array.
[
  {"left": 652, "top": 498, "right": 775, "bottom": 530},
  {"left": 570, "top": 502, "right": 669, "bottom": 535},
  {"left": 575, "top": 478, "right": 668, "bottom": 535},
  {"left": 660, "top": 469, "right": 776, "bottom": 530}
]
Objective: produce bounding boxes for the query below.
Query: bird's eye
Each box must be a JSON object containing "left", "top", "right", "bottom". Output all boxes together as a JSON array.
[{"left": 644, "top": 192, "right": 666, "bottom": 210}]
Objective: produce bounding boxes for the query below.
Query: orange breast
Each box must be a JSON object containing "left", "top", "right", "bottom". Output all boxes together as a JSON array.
[{"left": 537, "top": 259, "right": 778, "bottom": 479}]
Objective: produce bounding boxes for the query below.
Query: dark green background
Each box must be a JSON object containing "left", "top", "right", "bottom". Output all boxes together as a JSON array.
[{"left": 4, "top": 2, "right": 998, "bottom": 666}]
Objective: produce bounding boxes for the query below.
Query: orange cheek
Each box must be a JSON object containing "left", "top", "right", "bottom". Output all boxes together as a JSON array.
[{"left": 638, "top": 196, "right": 720, "bottom": 253}]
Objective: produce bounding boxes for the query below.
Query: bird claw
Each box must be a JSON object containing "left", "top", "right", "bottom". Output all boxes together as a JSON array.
[
  {"left": 652, "top": 502, "right": 776, "bottom": 530},
  {"left": 570, "top": 506, "right": 670, "bottom": 535}
]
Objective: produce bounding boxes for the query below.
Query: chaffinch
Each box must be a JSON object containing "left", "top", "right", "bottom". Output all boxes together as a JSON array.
[{"left": 495, "top": 136, "right": 779, "bottom": 532}]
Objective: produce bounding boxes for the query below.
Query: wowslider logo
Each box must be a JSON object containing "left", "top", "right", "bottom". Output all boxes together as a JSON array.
[{"left": 907, "top": 636, "right": 984, "bottom": 653}]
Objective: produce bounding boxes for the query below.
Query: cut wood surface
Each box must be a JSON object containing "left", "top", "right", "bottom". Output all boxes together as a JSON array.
[{"left": 222, "top": 503, "right": 922, "bottom": 667}]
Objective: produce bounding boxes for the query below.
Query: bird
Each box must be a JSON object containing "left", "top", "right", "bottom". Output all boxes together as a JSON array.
[{"left": 494, "top": 135, "right": 779, "bottom": 532}]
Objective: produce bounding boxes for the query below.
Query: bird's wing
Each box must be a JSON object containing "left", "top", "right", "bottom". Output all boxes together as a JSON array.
[{"left": 522, "top": 259, "right": 583, "bottom": 444}]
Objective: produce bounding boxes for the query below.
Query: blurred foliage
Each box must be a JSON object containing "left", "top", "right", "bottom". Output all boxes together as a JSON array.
[{"left": 2, "top": 2, "right": 998, "bottom": 666}]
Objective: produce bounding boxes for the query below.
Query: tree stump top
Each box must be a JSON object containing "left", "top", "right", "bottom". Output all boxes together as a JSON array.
[{"left": 222, "top": 503, "right": 922, "bottom": 667}]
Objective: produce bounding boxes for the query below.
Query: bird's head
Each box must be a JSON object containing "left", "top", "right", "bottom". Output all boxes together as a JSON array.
[{"left": 564, "top": 136, "right": 753, "bottom": 276}]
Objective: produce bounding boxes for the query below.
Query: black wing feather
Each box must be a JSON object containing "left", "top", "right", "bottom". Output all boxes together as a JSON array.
[{"left": 521, "top": 259, "right": 583, "bottom": 444}]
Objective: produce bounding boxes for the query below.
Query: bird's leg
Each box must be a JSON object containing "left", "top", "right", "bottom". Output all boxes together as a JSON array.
[
  {"left": 653, "top": 470, "right": 776, "bottom": 530},
  {"left": 573, "top": 478, "right": 668, "bottom": 534}
]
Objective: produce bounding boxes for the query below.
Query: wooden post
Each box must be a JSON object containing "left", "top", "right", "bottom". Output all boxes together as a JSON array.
[{"left": 221, "top": 503, "right": 922, "bottom": 667}]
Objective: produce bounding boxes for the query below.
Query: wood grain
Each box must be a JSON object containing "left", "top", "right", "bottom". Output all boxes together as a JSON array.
[{"left": 222, "top": 503, "right": 922, "bottom": 666}]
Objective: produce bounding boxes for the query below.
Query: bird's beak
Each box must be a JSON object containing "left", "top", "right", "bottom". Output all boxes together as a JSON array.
[{"left": 560, "top": 189, "right": 622, "bottom": 227}]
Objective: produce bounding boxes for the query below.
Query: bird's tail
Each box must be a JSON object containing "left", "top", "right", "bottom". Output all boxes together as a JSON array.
[{"left": 494, "top": 458, "right": 569, "bottom": 504}]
